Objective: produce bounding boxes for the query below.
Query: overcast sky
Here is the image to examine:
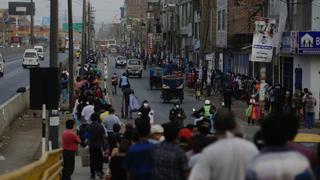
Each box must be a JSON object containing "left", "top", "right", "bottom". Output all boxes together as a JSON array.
[{"left": 0, "top": 0, "right": 124, "bottom": 25}]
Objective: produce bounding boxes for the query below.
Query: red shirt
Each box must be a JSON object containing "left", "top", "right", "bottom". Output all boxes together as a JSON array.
[{"left": 62, "top": 129, "right": 81, "bottom": 151}]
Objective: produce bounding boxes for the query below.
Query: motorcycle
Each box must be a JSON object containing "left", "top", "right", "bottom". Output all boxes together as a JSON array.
[{"left": 192, "top": 108, "right": 216, "bottom": 134}]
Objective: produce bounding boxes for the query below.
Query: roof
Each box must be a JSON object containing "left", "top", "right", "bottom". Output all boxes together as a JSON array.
[{"left": 24, "top": 49, "right": 37, "bottom": 53}]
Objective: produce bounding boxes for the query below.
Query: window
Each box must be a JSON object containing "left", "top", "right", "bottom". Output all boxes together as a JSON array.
[
  {"left": 218, "top": 10, "right": 221, "bottom": 30},
  {"left": 222, "top": 9, "right": 225, "bottom": 31}
]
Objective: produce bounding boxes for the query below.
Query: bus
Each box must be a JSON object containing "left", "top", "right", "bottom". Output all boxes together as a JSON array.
[{"left": 107, "top": 39, "right": 117, "bottom": 48}]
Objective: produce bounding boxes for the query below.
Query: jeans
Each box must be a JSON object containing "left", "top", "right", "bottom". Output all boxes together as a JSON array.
[
  {"left": 62, "top": 88, "right": 68, "bottom": 103},
  {"left": 305, "top": 112, "right": 315, "bottom": 129},
  {"left": 72, "top": 112, "right": 80, "bottom": 130},
  {"left": 89, "top": 147, "right": 103, "bottom": 177},
  {"left": 62, "top": 150, "right": 76, "bottom": 180},
  {"left": 112, "top": 85, "right": 117, "bottom": 94}
]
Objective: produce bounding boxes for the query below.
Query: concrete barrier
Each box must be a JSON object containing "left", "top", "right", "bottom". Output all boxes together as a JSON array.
[
  {"left": 0, "top": 56, "right": 69, "bottom": 135},
  {"left": 0, "top": 87, "right": 30, "bottom": 135},
  {"left": 0, "top": 46, "right": 27, "bottom": 58}
]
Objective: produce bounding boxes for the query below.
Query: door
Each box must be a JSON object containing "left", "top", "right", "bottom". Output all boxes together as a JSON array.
[
  {"left": 281, "top": 57, "right": 293, "bottom": 92},
  {"left": 295, "top": 68, "right": 302, "bottom": 90}
]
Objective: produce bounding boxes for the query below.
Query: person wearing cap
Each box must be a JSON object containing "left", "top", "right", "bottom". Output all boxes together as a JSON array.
[
  {"left": 169, "top": 101, "right": 186, "bottom": 128},
  {"left": 149, "top": 125, "right": 164, "bottom": 144}
]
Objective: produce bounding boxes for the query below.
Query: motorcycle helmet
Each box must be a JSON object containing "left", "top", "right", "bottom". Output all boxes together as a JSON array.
[{"left": 205, "top": 100, "right": 211, "bottom": 105}]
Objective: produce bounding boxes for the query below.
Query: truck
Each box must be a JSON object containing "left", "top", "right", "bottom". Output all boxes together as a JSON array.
[{"left": 161, "top": 75, "right": 184, "bottom": 103}]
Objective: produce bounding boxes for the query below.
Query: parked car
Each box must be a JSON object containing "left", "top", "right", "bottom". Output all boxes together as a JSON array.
[
  {"left": 126, "top": 59, "right": 143, "bottom": 78},
  {"left": 115, "top": 56, "right": 127, "bottom": 68},
  {"left": 22, "top": 49, "right": 40, "bottom": 68},
  {"left": 34, "top": 45, "right": 45, "bottom": 60},
  {"left": 0, "top": 53, "right": 4, "bottom": 77}
]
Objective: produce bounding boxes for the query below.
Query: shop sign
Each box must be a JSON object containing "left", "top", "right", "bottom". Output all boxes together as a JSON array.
[
  {"left": 280, "top": 31, "right": 297, "bottom": 54},
  {"left": 250, "top": 17, "right": 276, "bottom": 62},
  {"left": 298, "top": 31, "right": 320, "bottom": 54},
  {"left": 148, "top": 33, "right": 153, "bottom": 55}
]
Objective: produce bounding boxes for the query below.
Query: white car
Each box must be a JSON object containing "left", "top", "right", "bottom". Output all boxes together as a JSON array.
[
  {"left": 0, "top": 53, "right": 4, "bottom": 77},
  {"left": 22, "top": 49, "right": 40, "bottom": 68},
  {"left": 34, "top": 45, "right": 45, "bottom": 60}
]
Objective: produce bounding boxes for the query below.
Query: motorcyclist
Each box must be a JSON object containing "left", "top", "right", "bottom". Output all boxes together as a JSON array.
[
  {"left": 194, "top": 100, "right": 216, "bottom": 119},
  {"left": 169, "top": 101, "right": 186, "bottom": 128},
  {"left": 139, "top": 100, "right": 151, "bottom": 122},
  {"left": 193, "top": 100, "right": 217, "bottom": 133}
]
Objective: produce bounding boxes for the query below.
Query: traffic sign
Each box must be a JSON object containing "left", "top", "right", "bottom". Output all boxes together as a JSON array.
[{"left": 62, "top": 23, "right": 82, "bottom": 32}]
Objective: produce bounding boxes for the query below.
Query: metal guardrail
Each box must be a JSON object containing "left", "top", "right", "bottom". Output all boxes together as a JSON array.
[{"left": 0, "top": 148, "right": 63, "bottom": 180}]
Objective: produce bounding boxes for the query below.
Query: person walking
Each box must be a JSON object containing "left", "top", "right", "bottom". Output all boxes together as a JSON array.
[
  {"left": 189, "top": 110, "right": 258, "bottom": 180},
  {"left": 81, "top": 97, "right": 95, "bottom": 124},
  {"left": 151, "top": 122, "right": 188, "bottom": 180},
  {"left": 119, "top": 73, "right": 130, "bottom": 91},
  {"left": 246, "top": 113, "right": 314, "bottom": 179},
  {"left": 111, "top": 73, "right": 118, "bottom": 95},
  {"left": 122, "top": 86, "right": 133, "bottom": 118},
  {"left": 62, "top": 120, "right": 80, "bottom": 180},
  {"left": 86, "top": 113, "right": 107, "bottom": 180},
  {"left": 124, "top": 119, "right": 155, "bottom": 180},
  {"left": 169, "top": 102, "right": 186, "bottom": 128},
  {"left": 139, "top": 100, "right": 151, "bottom": 122},
  {"left": 61, "top": 73, "right": 69, "bottom": 103},
  {"left": 103, "top": 108, "right": 123, "bottom": 134},
  {"left": 223, "top": 84, "right": 233, "bottom": 110},
  {"left": 304, "top": 92, "right": 317, "bottom": 129}
]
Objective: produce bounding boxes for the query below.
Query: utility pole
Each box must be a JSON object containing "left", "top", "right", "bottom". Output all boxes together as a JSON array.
[
  {"left": 50, "top": 0, "right": 58, "bottom": 67},
  {"left": 30, "top": 0, "right": 34, "bottom": 45},
  {"left": 68, "top": 0, "right": 74, "bottom": 111},
  {"left": 80, "top": 0, "right": 87, "bottom": 77},
  {"left": 88, "top": 2, "right": 91, "bottom": 51}
]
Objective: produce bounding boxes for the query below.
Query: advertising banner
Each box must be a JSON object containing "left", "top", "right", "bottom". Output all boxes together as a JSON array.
[
  {"left": 8, "top": 2, "right": 35, "bottom": 16},
  {"left": 250, "top": 17, "right": 276, "bottom": 62},
  {"left": 147, "top": 33, "right": 153, "bottom": 55},
  {"left": 298, "top": 31, "right": 320, "bottom": 54}
]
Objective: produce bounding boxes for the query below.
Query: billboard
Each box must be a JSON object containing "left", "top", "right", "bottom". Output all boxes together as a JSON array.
[
  {"left": 8, "top": 2, "right": 35, "bottom": 16},
  {"left": 298, "top": 31, "right": 320, "bottom": 54},
  {"left": 250, "top": 17, "right": 276, "bottom": 62},
  {"left": 62, "top": 23, "right": 82, "bottom": 32}
]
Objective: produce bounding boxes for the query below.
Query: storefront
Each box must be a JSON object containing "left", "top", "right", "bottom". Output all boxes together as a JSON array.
[{"left": 293, "top": 31, "right": 320, "bottom": 119}]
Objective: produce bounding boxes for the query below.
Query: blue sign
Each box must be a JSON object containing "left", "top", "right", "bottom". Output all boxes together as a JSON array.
[
  {"left": 42, "top": 17, "right": 50, "bottom": 27},
  {"left": 298, "top": 31, "right": 320, "bottom": 54}
]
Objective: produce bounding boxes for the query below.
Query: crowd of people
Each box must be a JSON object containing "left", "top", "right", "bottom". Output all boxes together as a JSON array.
[
  {"left": 186, "top": 67, "right": 317, "bottom": 128},
  {"left": 60, "top": 51, "right": 319, "bottom": 180}
]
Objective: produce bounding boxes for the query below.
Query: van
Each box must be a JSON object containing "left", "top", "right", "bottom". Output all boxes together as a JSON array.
[
  {"left": 0, "top": 53, "right": 4, "bottom": 77},
  {"left": 34, "top": 45, "right": 44, "bottom": 60},
  {"left": 22, "top": 49, "right": 40, "bottom": 68}
]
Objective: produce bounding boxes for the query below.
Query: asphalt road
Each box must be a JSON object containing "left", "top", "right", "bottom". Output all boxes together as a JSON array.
[
  {"left": 0, "top": 51, "right": 68, "bottom": 104},
  {"left": 105, "top": 55, "right": 260, "bottom": 140}
]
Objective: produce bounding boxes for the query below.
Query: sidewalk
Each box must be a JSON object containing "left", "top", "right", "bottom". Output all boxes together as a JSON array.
[
  {"left": 0, "top": 110, "right": 71, "bottom": 174},
  {"left": 0, "top": 111, "right": 41, "bottom": 174}
]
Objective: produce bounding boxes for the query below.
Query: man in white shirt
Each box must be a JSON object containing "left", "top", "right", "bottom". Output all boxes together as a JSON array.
[
  {"left": 103, "top": 109, "right": 123, "bottom": 134},
  {"left": 81, "top": 98, "right": 95, "bottom": 124},
  {"left": 189, "top": 110, "right": 258, "bottom": 180}
]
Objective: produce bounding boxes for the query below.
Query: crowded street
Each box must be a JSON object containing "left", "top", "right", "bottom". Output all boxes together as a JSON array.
[{"left": 1, "top": 0, "right": 320, "bottom": 180}]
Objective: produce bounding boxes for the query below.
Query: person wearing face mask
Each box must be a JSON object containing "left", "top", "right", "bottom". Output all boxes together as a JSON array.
[
  {"left": 139, "top": 100, "right": 151, "bottom": 122},
  {"left": 169, "top": 101, "right": 186, "bottom": 128}
]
